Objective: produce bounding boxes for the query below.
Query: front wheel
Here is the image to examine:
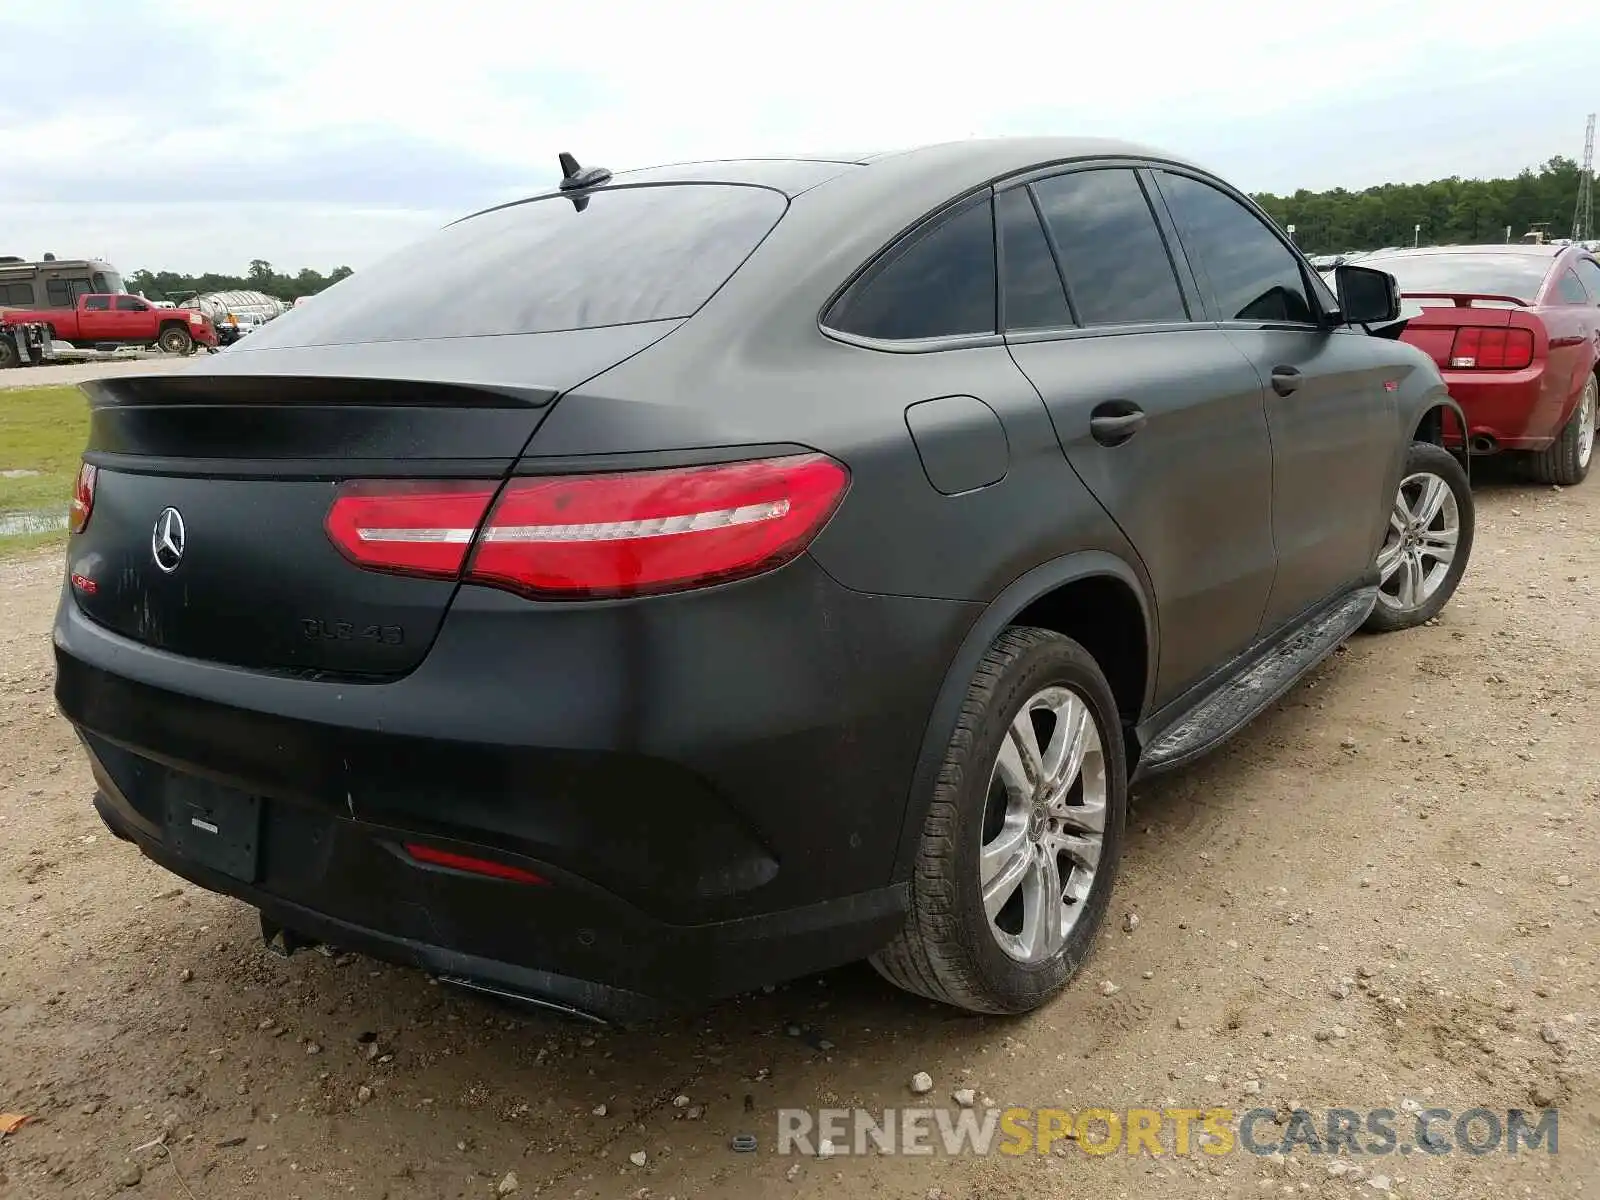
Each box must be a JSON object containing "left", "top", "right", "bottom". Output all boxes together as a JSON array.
[
  {"left": 870, "top": 627, "right": 1127, "bottom": 1014},
  {"left": 157, "top": 326, "right": 194, "bottom": 355},
  {"left": 1528, "top": 374, "right": 1597, "bottom": 487},
  {"left": 1363, "top": 441, "right": 1474, "bottom": 633}
]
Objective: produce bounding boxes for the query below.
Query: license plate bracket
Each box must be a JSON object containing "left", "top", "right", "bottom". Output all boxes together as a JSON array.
[{"left": 164, "top": 778, "right": 262, "bottom": 882}]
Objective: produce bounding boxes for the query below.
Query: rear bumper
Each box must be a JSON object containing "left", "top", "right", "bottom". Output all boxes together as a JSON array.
[
  {"left": 1440, "top": 368, "right": 1551, "bottom": 450},
  {"left": 54, "top": 558, "right": 976, "bottom": 1018},
  {"left": 87, "top": 782, "right": 907, "bottom": 1023}
]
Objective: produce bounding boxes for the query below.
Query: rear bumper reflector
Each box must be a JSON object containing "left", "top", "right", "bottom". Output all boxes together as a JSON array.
[{"left": 403, "top": 843, "right": 549, "bottom": 886}]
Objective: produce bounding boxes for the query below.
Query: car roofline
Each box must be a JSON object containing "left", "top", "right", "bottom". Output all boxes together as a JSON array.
[{"left": 450, "top": 137, "right": 1209, "bottom": 226}]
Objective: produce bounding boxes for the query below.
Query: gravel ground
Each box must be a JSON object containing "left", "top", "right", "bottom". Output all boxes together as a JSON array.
[
  {"left": 0, "top": 356, "right": 193, "bottom": 391},
  {"left": 1, "top": 472, "right": 1596, "bottom": 1199}
]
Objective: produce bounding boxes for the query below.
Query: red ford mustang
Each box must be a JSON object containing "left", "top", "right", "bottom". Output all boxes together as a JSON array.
[{"left": 1361, "top": 244, "right": 1600, "bottom": 484}]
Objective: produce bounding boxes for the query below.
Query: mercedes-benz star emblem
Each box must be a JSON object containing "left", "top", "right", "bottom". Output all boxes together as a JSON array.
[{"left": 151, "top": 507, "right": 186, "bottom": 573}]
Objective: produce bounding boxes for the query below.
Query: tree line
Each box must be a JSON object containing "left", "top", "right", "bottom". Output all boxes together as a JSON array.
[
  {"left": 1252, "top": 156, "right": 1594, "bottom": 254},
  {"left": 125, "top": 259, "right": 353, "bottom": 304}
]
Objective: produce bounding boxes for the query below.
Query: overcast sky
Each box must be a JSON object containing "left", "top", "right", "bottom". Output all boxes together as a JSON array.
[{"left": 1, "top": 0, "right": 1593, "bottom": 275}]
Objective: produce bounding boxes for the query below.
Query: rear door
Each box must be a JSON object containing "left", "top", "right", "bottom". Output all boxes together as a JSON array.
[
  {"left": 66, "top": 182, "right": 789, "bottom": 678},
  {"left": 113, "top": 294, "right": 152, "bottom": 341},
  {"left": 1152, "top": 168, "right": 1397, "bottom": 634},
  {"left": 999, "top": 166, "right": 1277, "bottom": 706},
  {"left": 78, "top": 295, "right": 116, "bottom": 340}
]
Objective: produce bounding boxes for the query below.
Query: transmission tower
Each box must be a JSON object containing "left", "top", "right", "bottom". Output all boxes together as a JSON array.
[{"left": 1575, "top": 112, "right": 1595, "bottom": 241}]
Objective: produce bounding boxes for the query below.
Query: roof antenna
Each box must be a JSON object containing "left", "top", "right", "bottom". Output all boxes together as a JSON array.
[{"left": 558, "top": 152, "right": 612, "bottom": 192}]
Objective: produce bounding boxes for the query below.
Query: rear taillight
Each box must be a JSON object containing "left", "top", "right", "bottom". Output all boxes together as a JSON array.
[
  {"left": 325, "top": 480, "right": 496, "bottom": 579},
  {"left": 325, "top": 453, "right": 850, "bottom": 599},
  {"left": 472, "top": 454, "right": 850, "bottom": 598},
  {"left": 68, "top": 462, "right": 97, "bottom": 534},
  {"left": 1447, "top": 326, "right": 1534, "bottom": 370}
]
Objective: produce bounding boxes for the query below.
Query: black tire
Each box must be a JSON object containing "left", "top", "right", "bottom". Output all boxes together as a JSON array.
[
  {"left": 1362, "top": 441, "right": 1474, "bottom": 633},
  {"left": 0, "top": 337, "right": 17, "bottom": 370},
  {"left": 157, "top": 325, "right": 193, "bottom": 356},
  {"left": 1527, "top": 373, "right": 1597, "bottom": 487},
  {"left": 870, "top": 627, "right": 1127, "bottom": 1014}
]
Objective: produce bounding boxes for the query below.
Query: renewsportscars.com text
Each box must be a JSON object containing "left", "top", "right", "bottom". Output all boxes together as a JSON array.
[{"left": 776, "top": 1106, "right": 1558, "bottom": 1158}]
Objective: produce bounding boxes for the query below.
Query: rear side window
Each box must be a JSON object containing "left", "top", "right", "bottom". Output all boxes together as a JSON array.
[
  {"left": 1031, "top": 170, "right": 1188, "bottom": 326},
  {"left": 246, "top": 184, "right": 786, "bottom": 347},
  {"left": 1158, "top": 172, "right": 1314, "bottom": 324},
  {"left": 828, "top": 198, "right": 996, "bottom": 340},
  {"left": 84, "top": 295, "right": 111, "bottom": 311},
  {"left": 0, "top": 282, "right": 32, "bottom": 305},
  {"left": 1554, "top": 268, "right": 1589, "bottom": 305},
  {"left": 1574, "top": 258, "right": 1600, "bottom": 302},
  {"left": 996, "top": 187, "right": 1072, "bottom": 331}
]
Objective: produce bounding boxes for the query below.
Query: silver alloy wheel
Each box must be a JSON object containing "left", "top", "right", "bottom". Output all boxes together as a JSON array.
[
  {"left": 979, "top": 686, "right": 1107, "bottom": 963},
  {"left": 1578, "top": 376, "right": 1597, "bottom": 471},
  {"left": 1375, "top": 470, "right": 1460, "bottom": 613}
]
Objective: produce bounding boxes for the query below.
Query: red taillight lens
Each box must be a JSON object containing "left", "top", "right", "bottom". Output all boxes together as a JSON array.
[
  {"left": 324, "top": 480, "right": 496, "bottom": 579},
  {"left": 68, "top": 462, "right": 97, "bottom": 534},
  {"left": 325, "top": 454, "right": 850, "bottom": 598},
  {"left": 403, "top": 843, "right": 547, "bottom": 885},
  {"left": 468, "top": 453, "right": 849, "bottom": 598},
  {"left": 1448, "top": 326, "right": 1534, "bottom": 370}
]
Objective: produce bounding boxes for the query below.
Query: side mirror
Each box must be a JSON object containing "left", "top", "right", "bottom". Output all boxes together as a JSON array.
[{"left": 1333, "top": 263, "right": 1401, "bottom": 325}]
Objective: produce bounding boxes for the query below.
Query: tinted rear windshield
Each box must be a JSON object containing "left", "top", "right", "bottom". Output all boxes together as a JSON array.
[
  {"left": 1363, "top": 253, "right": 1552, "bottom": 302},
  {"left": 245, "top": 184, "right": 786, "bottom": 347}
]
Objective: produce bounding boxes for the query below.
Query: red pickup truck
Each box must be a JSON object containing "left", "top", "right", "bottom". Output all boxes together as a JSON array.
[{"left": 1, "top": 293, "right": 217, "bottom": 355}]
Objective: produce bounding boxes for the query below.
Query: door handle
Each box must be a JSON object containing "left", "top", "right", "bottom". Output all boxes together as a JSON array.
[
  {"left": 1270, "top": 365, "right": 1302, "bottom": 396},
  {"left": 1089, "top": 404, "right": 1146, "bottom": 446}
]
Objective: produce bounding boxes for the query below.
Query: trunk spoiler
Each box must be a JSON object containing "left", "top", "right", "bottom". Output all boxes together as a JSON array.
[
  {"left": 1401, "top": 292, "right": 1529, "bottom": 308},
  {"left": 82, "top": 373, "right": 555, "bottom": 410}
]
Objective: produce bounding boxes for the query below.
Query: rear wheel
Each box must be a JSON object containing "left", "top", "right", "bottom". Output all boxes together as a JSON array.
[
  {"left": 870, "top": 627, "right": 1126, "bottom": 1014},
  {"left": 158, "top": 326, "right": 193, "bottom": 356},
  {"left": 0, "top": 336, "right": 17, "bottom": 370},
  {"left": 1528, "top": 374, "right": 1596, "bottom": 486},
  {"left": 1363, "top": 441, "right": 1474, "bottom": 633}
]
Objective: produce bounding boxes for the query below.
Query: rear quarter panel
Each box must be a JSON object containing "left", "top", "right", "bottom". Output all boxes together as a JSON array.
[
  {"left": 532, "top": 333, "right": 1147, "bottom": 608},
  {"left": 1534, "top": 302, "right": 1594, "bottom": 435}
]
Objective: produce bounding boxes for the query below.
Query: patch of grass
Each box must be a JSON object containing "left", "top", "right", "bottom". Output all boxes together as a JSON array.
[
  {"left": 1, "top": 529, "right": 66, "bottom": 557},
  {"left": 0, "top": 385, "right": 88, "bottom": 557}
]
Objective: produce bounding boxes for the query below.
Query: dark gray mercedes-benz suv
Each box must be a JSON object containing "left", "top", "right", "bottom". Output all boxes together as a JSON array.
[{"left": 54, "top": 139, "right": 1473, "bottom": 1021}]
